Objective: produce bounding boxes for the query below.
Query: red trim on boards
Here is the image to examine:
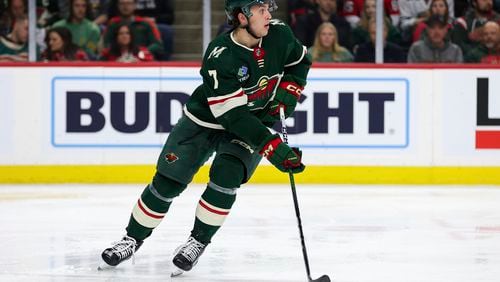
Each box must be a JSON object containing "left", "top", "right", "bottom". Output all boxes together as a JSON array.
[
  {"left": 0, "top": 61, "right": 499, "bottom": 69},
  {"left": 0, "top": 61, "right": 201, "bottom": 68},
  {"left": 476, "top": 131, "right": 500, "bottom": 149}
]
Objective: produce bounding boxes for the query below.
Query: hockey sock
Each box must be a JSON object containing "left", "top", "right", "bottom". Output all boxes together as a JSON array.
[
  {"left": 126, "top": 172, "right": 186, "bottom": 241},
  {"left": 191, "top": 154, "right": 244, "bottom": 244}
]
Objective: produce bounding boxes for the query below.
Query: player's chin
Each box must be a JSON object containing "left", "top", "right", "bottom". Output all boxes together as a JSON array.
[{"left": 260, "top": 27, "right": 269, "bottom": 37}]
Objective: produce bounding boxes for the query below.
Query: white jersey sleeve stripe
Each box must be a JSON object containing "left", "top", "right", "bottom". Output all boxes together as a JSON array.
[
  {"left": 208, "top": 90, "right": 248, "bottom": 118},
  {"left": 207, "top": 88, "right": 244, "bottom": 103}
]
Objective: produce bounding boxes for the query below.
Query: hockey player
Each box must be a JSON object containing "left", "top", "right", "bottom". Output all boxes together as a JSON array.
[{"left": 99, "top": 0, "right": 311, "bottom": 275}]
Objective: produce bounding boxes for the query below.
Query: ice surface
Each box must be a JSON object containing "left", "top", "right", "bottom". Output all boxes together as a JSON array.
[{"left": 1, "top": 184, "right": 500, "bottom": 282}]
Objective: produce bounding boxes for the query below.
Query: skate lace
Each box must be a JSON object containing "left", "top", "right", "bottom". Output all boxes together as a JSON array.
[
  {"left": 179, "top": 238, "right": 205, "bottom": 262},
  {"left": 111, "top": 236, "right": 137, "bottom": 264}
]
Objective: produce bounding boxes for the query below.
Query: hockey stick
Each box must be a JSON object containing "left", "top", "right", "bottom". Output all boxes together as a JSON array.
[{"left": 279, "top": 107, "right": 331, "bottom": 282}]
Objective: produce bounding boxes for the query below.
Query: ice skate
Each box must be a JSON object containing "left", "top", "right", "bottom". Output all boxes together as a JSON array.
[
  {"left": 98, "top": 235, "right": 143, "bottom": 270},
  {"left": 170, "top": 236, "right": 207, "bottom": 276}
]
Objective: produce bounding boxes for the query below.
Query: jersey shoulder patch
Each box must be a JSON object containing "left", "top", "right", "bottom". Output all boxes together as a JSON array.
[
  {"left": 203, "top": 35, "right": 237, "bottom": 65},
  {"left": 203, "top": 39, "right": 236, "bottom": 69},
  {"left": 204, "top": 49, "right": 237, "bottom": 73},
  {"left": 207, "top": 46, "right": 228, "bottom": 60}
]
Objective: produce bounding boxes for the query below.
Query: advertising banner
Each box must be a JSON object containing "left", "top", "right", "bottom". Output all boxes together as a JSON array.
[
  {"left": 0, "top": 69, "right": 12, "bottom": 156},
  {"left": 51, "top": 70, "right": 201, "bottom": 147},
  {"left": 40, "top": 67, "right": 427, "bottom": 165},
  {"left": 434, "top": 70, "right": 500, "bottom": 165},
  {"left": 0, "top": 66, "right": 498, "bottom": 168},
  {"left": 294, "top": 73, "right": 410, "bottom": 148}
]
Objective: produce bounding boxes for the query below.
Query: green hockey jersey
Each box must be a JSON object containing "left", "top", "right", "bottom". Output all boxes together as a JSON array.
[{"left": 184, "top": 19, "right": 311, "bottom": 150}]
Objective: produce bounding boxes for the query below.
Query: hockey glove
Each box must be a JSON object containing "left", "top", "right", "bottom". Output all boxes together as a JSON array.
[
  {"left": 268, "top": 81, "right": 303, "bottom": 119},
  {"left": 259, "top": 134, "right": 305, "bottom": 174}
]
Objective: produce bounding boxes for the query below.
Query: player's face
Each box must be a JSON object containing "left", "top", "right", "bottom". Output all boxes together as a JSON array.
[
  {"left": 431, "top": 0, "right": 447, "bottom": 16},
  {"left": 49, "top": 32, "right": 64, "bottom": 52},
  {"left": 248, "top": 4, "right": 272, "bottom": 37},
  {"left": 117, "top": 25, "right": 132, "bottom": 46},
  {"left": 319, "top": 26, "right": 335, "bottom": 48}
]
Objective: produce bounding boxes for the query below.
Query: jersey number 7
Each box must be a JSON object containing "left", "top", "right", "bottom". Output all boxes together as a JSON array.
[{"left": 208, "top": 70, "right": 219, "bottom": 89}]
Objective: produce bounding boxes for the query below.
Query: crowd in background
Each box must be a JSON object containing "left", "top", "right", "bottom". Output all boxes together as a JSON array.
[
  {"left": 0, "top": 0, "right": 173, "bottom": 62},
  {"left": 289, "top": 0, "right": 500, "bottom": 63},
  {"left": 0, "top": 0, "right": 499, "bottom": 63}
]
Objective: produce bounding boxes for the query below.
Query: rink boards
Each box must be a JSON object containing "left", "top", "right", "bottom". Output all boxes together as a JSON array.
[{"left": 0, "top": 63, "right": 499, "bottom": 184}]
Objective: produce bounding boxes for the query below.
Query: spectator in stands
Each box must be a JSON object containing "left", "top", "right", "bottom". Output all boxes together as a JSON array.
[
  {"left": 294, "top": 0, "right": 352, "bottom": 49},
  {"left": 351, "top": 0, "right": 401, "bottom": 51},
  {"left": 308, "top": 22, "right": 354, "bottom": 62},
  {"left": 413, "top": 0, "right": 454, "bottom": 42},
  {"left": 52, "top": 0, "right": 101, "bottom": 59},
  {"left": 465, "top": 20, "right": 500, "bottom": 62},
  {"left": 40, "top": 26, "right": 89, "bottom": 61},
  {"left": 454, "top": 0, "right": 470, "bottom": 18},
  {"left": 288, "top": 0, "right": 316, "bottom": 27},
  {"left": 104, "top": 0, "right": 164, "bottom": 60},
  {"left": 0, "top": 0, "right": 27, "bottom": 36},
  {"left": 354, "top": 18, "right": 406, "bottom": 62},
  {"left": 399, "top": 0, "right": 455, "bottom": 45},
  {"left": 135, "top": 0, "right": 174, "bottom": 60},
  {"left": 407, "top": 15, "right": 463, "bottom": 62},
  {"left": 0, "top": 15, "right": 28, "bottom": 61},
  {"left": 451, "top": 0, "right": 500, "bottom": 55},
  {"left": 134, "top": 0, "right": 174, "bottom": 25},
  {"left": 341, "top": 0, "right": 400, "bottom": 28},
  {"left": 107, "top": 0, "right": 174, "bottom": 60},
  {"left": 88, "top": 0, "right": 110, "bottom": 28},
  {"left": 37, "top": 0, "right": 71, "bottom": 28},
  {"left": 100, "top": 22, "right": 154, "bottom": 62}
]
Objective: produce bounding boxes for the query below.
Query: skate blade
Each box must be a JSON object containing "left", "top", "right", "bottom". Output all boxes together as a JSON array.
[
  {"left": 170, "top": 267, "right": 184, "bottom": 277},
  {"left": 97, "top": 262, "right": 115, "bottom": 271}
]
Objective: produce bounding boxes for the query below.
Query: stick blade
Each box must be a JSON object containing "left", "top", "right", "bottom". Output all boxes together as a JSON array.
[{"left": 311, "top": 274, "right": 331, "bottom": 282}]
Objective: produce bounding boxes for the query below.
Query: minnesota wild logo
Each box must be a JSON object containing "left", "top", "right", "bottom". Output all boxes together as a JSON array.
[
  {"left": 244, "top": 74, "right": 280, "bottom": 109},
  {"left": 165, "top": 152, "right": 179, "bottom": 164}
]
